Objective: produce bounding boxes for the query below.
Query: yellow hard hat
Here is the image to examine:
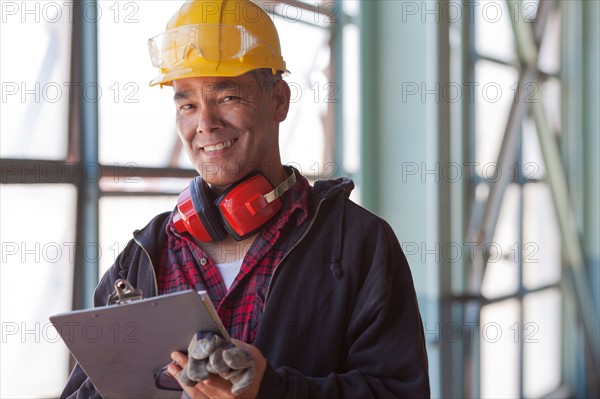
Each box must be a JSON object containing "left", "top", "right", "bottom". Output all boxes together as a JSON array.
[{"left": 148, "top": 0, "right": 287, "bottom": 87}]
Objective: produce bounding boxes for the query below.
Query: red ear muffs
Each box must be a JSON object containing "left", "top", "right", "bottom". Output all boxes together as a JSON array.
[
  {"left": 173, "top": 175, "right": 227, "bottom": 242},
  {"left": 216, "top": 172, "right": 282, "bottom": 240},
  {"left": 173, "top": 170, "right": 296, "bottom": 242}
]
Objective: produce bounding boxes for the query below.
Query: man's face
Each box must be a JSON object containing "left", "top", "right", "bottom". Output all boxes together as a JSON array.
[{"left": 173, "top": 72, "right": 290, "bottom": 192}]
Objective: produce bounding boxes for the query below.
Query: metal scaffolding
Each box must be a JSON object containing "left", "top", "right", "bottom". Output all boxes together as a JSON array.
[{"left": 462, "top": 0, "right": 599, "bottom": 396}]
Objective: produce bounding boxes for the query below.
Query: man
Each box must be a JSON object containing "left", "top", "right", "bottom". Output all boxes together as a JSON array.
[{"left": 61, "top": 0, "right": 430, "bottom": 398}]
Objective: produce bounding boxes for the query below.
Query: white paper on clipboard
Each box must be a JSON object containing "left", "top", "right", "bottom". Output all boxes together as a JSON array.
[{"left": 50, "top": 289, "right": 229, "bottom": 399}]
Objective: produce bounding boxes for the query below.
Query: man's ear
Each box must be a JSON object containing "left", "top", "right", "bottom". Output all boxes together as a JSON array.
[{"left": 273, "top": 79, "right": 291, "bottom": 122}]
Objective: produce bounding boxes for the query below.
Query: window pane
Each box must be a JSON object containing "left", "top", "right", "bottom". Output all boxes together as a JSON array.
[
  {"left": 99, "top": 196, "right": 177, "bottom": 276},
  {"left": 537, "top": 6, "right": 561, "bottom": 74},
  {"left": 480, "top": 299, "right": 521, "bottom": 398},
  {"left": 343, "top": 0, "right": 360, "bottom": 17},
  {"left": 1, "top": 3, "right": 71, "bottom": 159},
  {"left": 475, "top": 61, "right": 519, "bottom": 173},
  {"left": 275, "top": 14, "right": 330, "bottom": 178},
  {"left": 522, "top": 117, "right": 546, "bottom": 180},
  {"left": 475, "top": 0, "right": 515, "bottom": 62},
  {"left": 523, "top": 288, "right": 561, "bottom": 398},
  {"left": 542, "top": 78, "right": 562, "bottom": 135},
  {"left": 1, "top": 184, "right": 76, "bottom": 398},
  {"left": 523, "top": 183, "right": 561, "bottom": 289},
  {"left": 482, "top": 184, "right": 520, "bottom": 298},
  {"left": 343, "top": 23, "right": 361, "bottom": 176}
]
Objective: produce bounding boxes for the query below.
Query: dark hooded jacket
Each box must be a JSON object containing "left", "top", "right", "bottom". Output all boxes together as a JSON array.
[{"left": 61, "top": 177, "right": 430, "bottom": 398}]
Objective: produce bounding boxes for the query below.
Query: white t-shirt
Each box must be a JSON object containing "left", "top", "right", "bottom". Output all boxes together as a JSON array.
[{"left": 215, "top": 259, "right": 243, "bottom": 290}]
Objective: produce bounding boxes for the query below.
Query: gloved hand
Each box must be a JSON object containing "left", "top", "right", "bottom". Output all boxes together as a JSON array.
[{"left": 178, "top": 332, "right": 256, "bottom": 396}]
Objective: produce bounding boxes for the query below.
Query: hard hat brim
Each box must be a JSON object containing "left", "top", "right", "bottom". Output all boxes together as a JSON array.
[{"left": 149, "top": 62, "right": 288, "bottom": 87}]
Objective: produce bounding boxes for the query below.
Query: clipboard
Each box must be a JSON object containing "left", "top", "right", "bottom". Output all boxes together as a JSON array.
[{"left": 50, "top": 280, "right": 230, "bottom": 399}]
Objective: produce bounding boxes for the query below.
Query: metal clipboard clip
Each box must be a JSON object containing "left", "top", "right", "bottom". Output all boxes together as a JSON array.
[{"left": 107, "top": 279, "right": 143, "bottom": 305}]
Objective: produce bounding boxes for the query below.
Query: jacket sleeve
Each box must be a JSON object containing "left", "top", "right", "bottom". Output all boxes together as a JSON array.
[
  {"left": 60, "top": 364, "right": 103, "bottom": 399},
  {"left": 257, "top": 219, "right": 430, "bottom": 398}
]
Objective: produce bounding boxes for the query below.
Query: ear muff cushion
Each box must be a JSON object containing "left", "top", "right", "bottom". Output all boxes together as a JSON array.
[
  {"left": 189, "top": 176, "right": 227, "bottom": 242},
  {"left": 215, "top": 172, "right": 282, "bottom": 240}
]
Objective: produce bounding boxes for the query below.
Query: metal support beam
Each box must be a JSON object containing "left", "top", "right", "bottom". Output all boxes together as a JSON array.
[
  {"left": 0, "top": 159, "right": 197, "bottom": 185},
  {"left": 71, "top": 0, "right": 99, "bottom": 311},
  {"left": 437, "top": 3, "right": 456, "bottom": 398},
  {"left": 331, "top": 0, "right": 344, "bottom": 176},
  {"left": 358, "top": 2, "right": 379, "bottom": 211}
]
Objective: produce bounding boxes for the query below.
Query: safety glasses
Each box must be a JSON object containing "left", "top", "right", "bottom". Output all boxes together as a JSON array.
[{"left": 148, "top": 24, "right": 270, "bottom": 68}]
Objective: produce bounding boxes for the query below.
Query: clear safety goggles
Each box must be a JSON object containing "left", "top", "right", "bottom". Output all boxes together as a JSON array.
[{"left": 148, "top": 24, "right": 269, "bottom": 69}]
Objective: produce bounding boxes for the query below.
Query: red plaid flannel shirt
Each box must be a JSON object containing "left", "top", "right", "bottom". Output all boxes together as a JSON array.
[{"left": 157, "top": 172, "right": 309, "bottom": 343}]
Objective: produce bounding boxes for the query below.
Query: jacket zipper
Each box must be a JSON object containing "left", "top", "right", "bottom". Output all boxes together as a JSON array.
[
  {"left": 264, "top": 197, "right": 326, "bottom": 303},
  {"left": 133, "top": 236, "right": 159, "bottom": 297}
]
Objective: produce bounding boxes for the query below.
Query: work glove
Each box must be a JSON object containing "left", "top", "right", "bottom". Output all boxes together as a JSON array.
[{"left": 178, "top": 332, "right": 255, "bottom": 396}]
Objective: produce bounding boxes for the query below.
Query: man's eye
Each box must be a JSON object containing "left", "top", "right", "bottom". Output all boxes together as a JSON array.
[
  {"left": 180, "top": 104, "right": 195, "bottom": 110},
  {"left": 221, "top": 96, "right": 239, "bottom": 103}
]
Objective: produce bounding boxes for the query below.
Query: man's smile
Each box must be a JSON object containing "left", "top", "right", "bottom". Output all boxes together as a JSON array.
[{"left": 202, "top": 138, "right": 237, "bottom": 152}]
